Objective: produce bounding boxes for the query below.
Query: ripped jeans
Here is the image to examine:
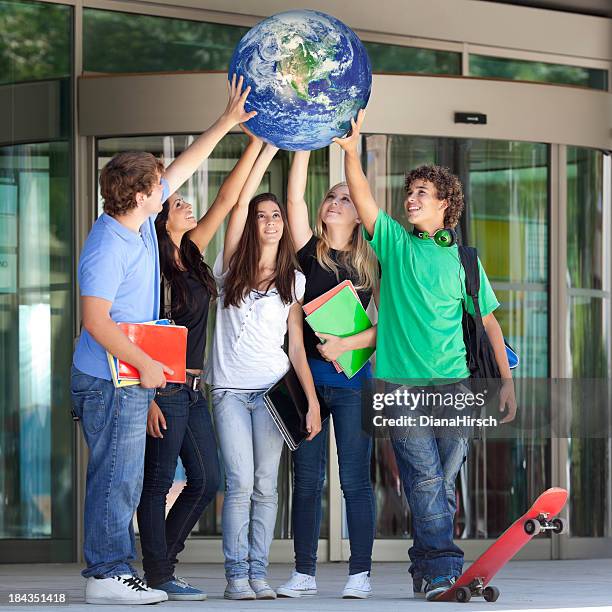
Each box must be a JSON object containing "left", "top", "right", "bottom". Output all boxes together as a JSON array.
[{"left": 387, "top": 380, "right": 470, "bottom": 581}]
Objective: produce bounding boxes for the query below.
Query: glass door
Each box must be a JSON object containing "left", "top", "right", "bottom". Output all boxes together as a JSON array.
[
  {"left": 96, "top": 134, "right": 330, "bottom": 545},
  {"left": 0, "top": 0, "right": 75, "bottom": 562},
  {"left": 362, "top": 134, "right": 551, "bottom": 548},
  {"left": 565, "top": 148, "right": 612, "bottom": 543},
  {"left": 0, "top": 141, "right": 74, "bottom": 559}
]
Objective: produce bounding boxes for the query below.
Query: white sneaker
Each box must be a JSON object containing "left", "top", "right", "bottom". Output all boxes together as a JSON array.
[
  {"left": 224, "top": 577, "right": 256, "bottom": 600},
  {"left": 276, "top": 571, "right": 317, "bottom": 597},
  {"left": 342, "top": 571, "right": 372, "bottom": 599},
  {"left": 249, "top": 579, "right": 277, "bottom": 599},
  {"left": 85, "top": 574, "right": 168, "bottom": 605}
]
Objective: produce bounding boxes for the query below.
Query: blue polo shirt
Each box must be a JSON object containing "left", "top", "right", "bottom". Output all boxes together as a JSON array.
[{"left": 73, "top": 187, "right": 167, "bottom": 379}]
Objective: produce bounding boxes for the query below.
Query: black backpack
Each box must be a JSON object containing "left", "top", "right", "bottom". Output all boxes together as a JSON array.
[{"left": 459, "top": 246, "right": 501, "bottom": 379}]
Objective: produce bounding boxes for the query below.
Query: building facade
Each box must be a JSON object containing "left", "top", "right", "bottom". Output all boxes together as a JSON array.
[{"left": 1, "top": 0, "right": 611, "bottom": 564}]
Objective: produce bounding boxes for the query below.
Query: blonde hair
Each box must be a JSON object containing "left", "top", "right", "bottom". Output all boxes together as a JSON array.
[{"left": 314, "top": 182, "right": 378, "bottom": 292}]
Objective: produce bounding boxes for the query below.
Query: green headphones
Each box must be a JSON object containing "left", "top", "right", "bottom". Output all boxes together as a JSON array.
[{"left": 412, "top": 227, "right": 457, "bottom": 247}]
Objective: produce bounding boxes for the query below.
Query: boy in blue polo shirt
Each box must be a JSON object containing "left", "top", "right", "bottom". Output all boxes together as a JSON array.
[
  {"left": 335, "top": 110, "right": 516, "bottom": 601},
  {"left": 71, "top": 76, "right": 255, "bottom": 605}
]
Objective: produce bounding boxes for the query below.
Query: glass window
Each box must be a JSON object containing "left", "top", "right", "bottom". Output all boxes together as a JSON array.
[
  {"left": 465, "top": 140, "right": 549, "bottom": 285},
  {"left": 362, "top": 133, "right": 550, "bottom": 538},
  {"left": 465, "top": 139, "right": 549, "bottom": 378},
  {"left": 82, "top": 10, "right": 466, "bottom": 78},
  {"left": 0, "top": 142, "right": 74, "bottom": 544},
  {"left": 470, "top": 54, "right": 608, "bottom": 90},
  {"left": 364, "top": 42, "right": 461, "bottom": 75},
  {"left": 363, "top": 135, "right": 549, "bottom": 375},
  {"left": 84, "top": 9, "right": 247, "bottom": 73},
  {"left": 566, "top": 148, "right": 611, "bottom": 538},
  {"left": 0, "top": 0, "right": 71, "bottom": 85},
  {"left": 567, "top": 148, "right": 607, "bottom": 290},
  {"left": 97, "top": 134, "right": 330, "bottom": 538},
  {"left": 363, "top": 134, "right": 437, "bottom": 227}
]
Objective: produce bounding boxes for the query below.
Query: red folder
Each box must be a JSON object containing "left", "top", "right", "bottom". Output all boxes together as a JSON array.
[{"left": 116, "top": 322, "right": 187, "bottom": 384}]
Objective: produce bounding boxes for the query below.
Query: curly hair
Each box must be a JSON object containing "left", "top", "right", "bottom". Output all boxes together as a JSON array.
[
  {"left": 404, "top": 165, "right": 464, "bottom": 229},
  {"left": 100, "top": 151, "right": 165, "bottom": 217}
]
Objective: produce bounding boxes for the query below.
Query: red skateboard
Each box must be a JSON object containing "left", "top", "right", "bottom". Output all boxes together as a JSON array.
[{"left": 436, "top": 487, "right": 568, "bottom": 603}]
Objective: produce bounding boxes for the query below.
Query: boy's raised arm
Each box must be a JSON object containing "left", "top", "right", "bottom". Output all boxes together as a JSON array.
[
  {"left": 333, "top": 109, "right": 379, "bottom": 237},
  {"left": 164, "top": 75, "right": 257, "bottom": 196}
]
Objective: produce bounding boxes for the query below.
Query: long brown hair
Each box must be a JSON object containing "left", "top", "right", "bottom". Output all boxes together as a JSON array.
[
  {"left": 224, "top": 193, "right": 300, "bottom": 308},
  {"left": 314, "top": 182, "right": 378, "bottom": 292},
  {"left": 155, "top": 200, "right": 217, "bottom": 313}
]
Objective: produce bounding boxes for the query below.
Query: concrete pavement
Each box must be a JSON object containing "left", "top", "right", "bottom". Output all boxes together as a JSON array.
[{"left": 0, "top": 560, "right": 611, "bottom": 611}]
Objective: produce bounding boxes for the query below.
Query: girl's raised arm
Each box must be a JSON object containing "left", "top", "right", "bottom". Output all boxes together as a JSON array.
[
  {"left": 188, "top": 127, "right": 263, "bottom": 253},
  {"left": 287, "top": 151, "right": 314, "bottom": 251},
  {"left": 222, "top": 143, "right": 279, "bottom": 272}
]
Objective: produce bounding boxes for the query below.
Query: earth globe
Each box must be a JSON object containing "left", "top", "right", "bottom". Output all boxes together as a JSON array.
[{"left": 228, "top": 10, "right": 372, "bottom": 150}]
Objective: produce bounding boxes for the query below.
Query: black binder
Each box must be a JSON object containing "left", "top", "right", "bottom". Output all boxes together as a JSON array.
[{"left": 263, "top": 367, "right": 330, "bottom": 450}]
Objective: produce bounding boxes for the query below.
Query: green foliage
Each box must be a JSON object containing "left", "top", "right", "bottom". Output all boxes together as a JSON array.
[
  {"left": 364, "top": 42, "right": 460, "bottom": 75},
  {"left": 470, "top": 54, "right": 607, "bottom": 90},
  {"left": 0, "top": 0, "right": 71, "bottom": 84},
  {"left": 83, "top": 9, "right": 247, "bottom": 73}
]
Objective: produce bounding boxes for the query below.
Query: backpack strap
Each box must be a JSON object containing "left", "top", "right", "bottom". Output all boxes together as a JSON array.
[
  {"left": 459, "top": 245, "right": 479, "bottom": 299},
  {"left": 459, "top": 245, "right": 485, "bottom": 334}
]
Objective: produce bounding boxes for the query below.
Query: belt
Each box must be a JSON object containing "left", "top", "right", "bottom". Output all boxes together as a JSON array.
[{"left": 185, "top": 372, "right": 202, "bottom": 392}]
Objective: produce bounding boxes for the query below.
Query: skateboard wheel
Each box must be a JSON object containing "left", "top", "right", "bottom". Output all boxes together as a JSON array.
[
  {"left": 552, "top": 517, "right": 567, "bottom": 534},
  {"left": 455, "top": 587, "right": 472, "bottom": 602},
  {"left": 483, "top": 586, "right": 500, "bottom": 602},
  {"left": 524, "top": 518, "right": 541, "bottom": 535}
]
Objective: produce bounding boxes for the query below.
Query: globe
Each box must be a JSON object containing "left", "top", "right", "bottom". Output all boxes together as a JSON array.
[{"left": 228, "top": 10, "right": 372, "bottom": 151}]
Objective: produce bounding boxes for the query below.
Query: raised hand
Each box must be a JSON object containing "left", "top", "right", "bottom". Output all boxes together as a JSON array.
[
  {"left": 222, "top": 74, "right": 258, "bottom": 128},
  {"left": 333, "top": 108, "right": 366, "bottom": 153},
  {"left": 239, "top": 122, "right": 262, "bottom": 145},
  {"left": 163, "top": 75, "right": 258, "bottom": 195}
]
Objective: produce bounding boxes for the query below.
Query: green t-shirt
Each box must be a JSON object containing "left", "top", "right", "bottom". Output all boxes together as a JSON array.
[{"left": 365, "top": 210, "right": 499, "bottom": 381}]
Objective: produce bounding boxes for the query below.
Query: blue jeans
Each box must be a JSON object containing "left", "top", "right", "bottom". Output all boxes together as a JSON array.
[
  {"left": 137, "top": 384, "right": 220, "bottom": 587},
  {"left": 292, "top": 385, "right": 375, "bottom": 576},
  {"left": 70, "top": 366, "right": 155, "bottom": 578},
  {"left": 212, "top": 390, "right": 285, "bottom": 580},
  {"left": 388, "top": 381, "right": 470, "bottom": 581}
]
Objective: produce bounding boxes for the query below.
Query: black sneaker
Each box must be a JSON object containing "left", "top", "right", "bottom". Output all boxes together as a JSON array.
[
  {"left": 413, "top": 576, "right": 425, "bottom": 599},
  {"left": 425, "top": 575, "right": 456, "bottom": 601}
]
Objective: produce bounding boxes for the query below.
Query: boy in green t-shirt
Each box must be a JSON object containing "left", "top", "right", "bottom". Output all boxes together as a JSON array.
[{"left": 334, "top": 110, "right": 516, "bottom": 600}]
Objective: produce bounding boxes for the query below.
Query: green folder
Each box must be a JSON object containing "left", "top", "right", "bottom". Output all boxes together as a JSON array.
[{"left": 305, "top": 285, "right": 374, "bottom": 379}]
